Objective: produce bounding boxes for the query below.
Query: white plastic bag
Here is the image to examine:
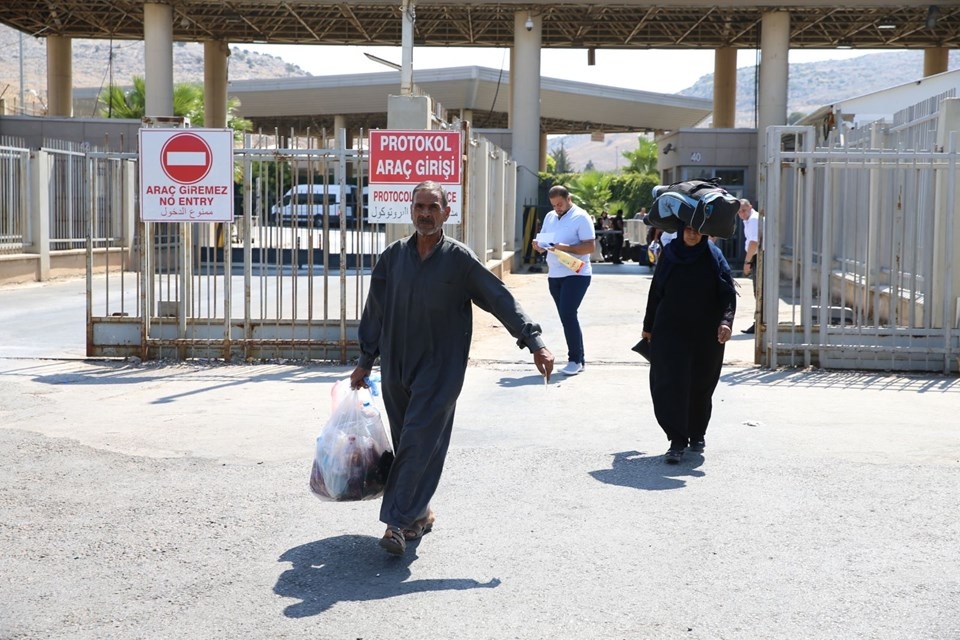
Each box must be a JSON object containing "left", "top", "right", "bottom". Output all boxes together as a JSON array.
[{"left": 309, "top": 378, "right": 393, "bottom": 502}]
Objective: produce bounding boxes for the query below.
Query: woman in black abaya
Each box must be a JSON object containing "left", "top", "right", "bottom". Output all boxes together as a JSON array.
[{"left": 641, "top": 225, "right": 737, "bottom": 463}]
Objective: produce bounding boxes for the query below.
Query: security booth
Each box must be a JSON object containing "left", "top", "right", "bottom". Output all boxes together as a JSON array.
[{"left": 655, "top": 128, "right": 758, "bottom": 271}]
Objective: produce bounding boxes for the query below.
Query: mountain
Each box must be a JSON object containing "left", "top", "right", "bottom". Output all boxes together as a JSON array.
[
  {"left": 552, "top": 50, "right": 960, "bottom": 172},
  {"left": 0, "top": 24, "right": 310, "bottom": 114},
  {"left": 679, "top": 50, "right": 960, "bottom": 123},
  {"left": 1, "top": 24, "right": 956, "bottom": 171}
]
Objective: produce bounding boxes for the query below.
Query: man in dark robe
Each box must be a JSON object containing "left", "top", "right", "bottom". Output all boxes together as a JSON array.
[{"left": 350, "top": 180, "right": 554, "bottom": 554}]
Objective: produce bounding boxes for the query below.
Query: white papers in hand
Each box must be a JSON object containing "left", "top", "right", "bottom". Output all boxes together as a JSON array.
[{"left": 535, "top": 232, "right": 556, "bottom": 248}]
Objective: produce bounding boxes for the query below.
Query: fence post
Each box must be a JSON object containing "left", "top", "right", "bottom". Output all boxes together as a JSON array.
[
  {"left": 27, "top": 149, "right": 50, "bottom": 280},
  {"left": 490, "top": 146, "right": 505, "bottom": 262},
  {"left": 122, "top": 159, "right": 137, "bottom": 270},
  {"left": 468, "top": 139, "right": 489, "bottom": 260},
  {"left": 933, "top": 99, "right": 960, "bottom": 333}
]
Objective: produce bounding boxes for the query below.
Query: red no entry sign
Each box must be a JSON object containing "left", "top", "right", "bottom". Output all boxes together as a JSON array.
[
  {"left": 160, "top": 132, "right": 213, "bottom": 184},
  {"left": 139, "top": 128, "right": 234, "bottom": 222}
]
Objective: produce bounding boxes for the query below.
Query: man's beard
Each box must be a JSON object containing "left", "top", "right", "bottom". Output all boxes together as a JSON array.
[{"left": 415, "top": 219, "right": 441, "bottom": 236}]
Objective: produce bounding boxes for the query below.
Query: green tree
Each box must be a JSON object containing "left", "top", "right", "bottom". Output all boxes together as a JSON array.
[
  {"left": 567, "top": 171, "right": 611, "bottom": 216},
  {"left": 550, "top": 144, "right": 574, "bottom": 173},
  {"left": 99, "top": 76, "right": 147, "bottom": 119},
  {"left": 544, "top": 154, "right": 556, "bottom": 174},
  {"left": 606, "top": 172, "right": 661, "bottom": 215},
  {"left": 98, "top": 76, "right": 252, "bottom": 137},
  {"left": 99, "top": 76, "right": 253, "bottom": 185},
  {"left": 621, "top": 136, "right": 658, "bottom": 175}
]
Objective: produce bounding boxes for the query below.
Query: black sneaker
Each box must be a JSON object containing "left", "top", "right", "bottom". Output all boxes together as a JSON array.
[
  {"left": 688, "top": 439, "right": 705, "bottom": 453},
  {"left": 664, "top": 448, "right": 684, "bottom": 464}
]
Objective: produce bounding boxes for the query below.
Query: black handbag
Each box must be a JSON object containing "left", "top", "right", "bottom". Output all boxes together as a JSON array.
[{"left": 631, "top": 337, "right": 651, "bottom": 361}]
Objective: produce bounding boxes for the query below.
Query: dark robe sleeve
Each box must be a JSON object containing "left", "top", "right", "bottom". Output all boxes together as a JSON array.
[
  {"left": 712, "top": 244, "right": 737, "bottom": 328},
  {"left": 357, "top": 251, "right": 388, "bottom": 369},
  {"left": 465, "top": 260, "right": 546, "bottom": 353}
]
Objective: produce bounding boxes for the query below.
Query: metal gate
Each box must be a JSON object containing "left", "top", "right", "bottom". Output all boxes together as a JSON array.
[
  {"left": 760, "top": 105, "right": 960, "bottom": 373},
  {"left": 85, "top": 127, "right": 519, "bottom": 362}
]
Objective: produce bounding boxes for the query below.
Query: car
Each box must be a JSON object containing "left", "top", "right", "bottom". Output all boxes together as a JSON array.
[{"left": 270, "top": 184, "right": 356, "bottom": 227}]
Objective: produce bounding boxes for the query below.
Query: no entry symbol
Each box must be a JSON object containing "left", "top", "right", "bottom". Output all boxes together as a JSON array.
[{"left": 160, "top": 132, "right": 213, "bottom": 184}]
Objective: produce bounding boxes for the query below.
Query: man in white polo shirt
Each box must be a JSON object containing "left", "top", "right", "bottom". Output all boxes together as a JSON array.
[{"left": 532, "top": 185, "right": 596, "bottom": 375}]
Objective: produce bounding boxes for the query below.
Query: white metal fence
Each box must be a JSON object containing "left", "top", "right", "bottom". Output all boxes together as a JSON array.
[
  {"left": 0, "top": 138, "right": 29, "bottom": 256},
  {"left": 761, "top": 99, "right": 960, "bottom": 373},
  {"left": 77, "top": 127, "right": 517, "bottom": 362}
]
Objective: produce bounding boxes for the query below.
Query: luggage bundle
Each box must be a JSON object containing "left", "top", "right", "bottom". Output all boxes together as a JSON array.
[{"left": 644, "top": 178, "right": 740, "bottom": 238}]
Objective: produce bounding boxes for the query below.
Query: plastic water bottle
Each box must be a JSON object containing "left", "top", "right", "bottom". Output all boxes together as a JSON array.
[{"left": 363, "top": 372, "right": 381, "bottom": 397}]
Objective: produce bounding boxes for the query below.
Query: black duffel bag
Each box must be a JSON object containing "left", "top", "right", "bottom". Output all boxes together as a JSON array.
[{"left": 645, "top": 178, "right": 741, "bottom": 239}]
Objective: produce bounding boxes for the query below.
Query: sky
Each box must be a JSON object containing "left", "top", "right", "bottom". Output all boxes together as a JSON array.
[{"left": 239, "top": 44, "right": 887, "bottom": 94}]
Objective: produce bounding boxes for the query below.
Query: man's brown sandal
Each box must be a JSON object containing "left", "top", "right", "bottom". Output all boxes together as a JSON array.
[
  {"left": 403, "top": 510, "right": 436, "bottom": 541},
  {"left": 379, "top": 526, "right": 406, "bottom": 555}
]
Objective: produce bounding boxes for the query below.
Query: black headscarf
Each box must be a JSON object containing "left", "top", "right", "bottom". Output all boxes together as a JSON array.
[
  {"left": 662, "top": 233, "right": 709, "bottom": 265},
  {"left": 654, "top": 232, "right": 736, "bottom": 300}
]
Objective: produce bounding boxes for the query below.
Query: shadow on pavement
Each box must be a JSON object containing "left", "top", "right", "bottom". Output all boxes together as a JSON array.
[
  {"left": 274, "top": 534, "right": 501, "bottom": 618},
  {"left": 721, "top": 367, "right": 960, "bottom": 393},
  {"left": 589, "top": 450, "right": 704, "bottom": 491},
  {"left": 495, "top": 373, "right": 549, "bottom": 388},
  {"left": 22, "top": 361, "right": 350, "bottom": 404}
]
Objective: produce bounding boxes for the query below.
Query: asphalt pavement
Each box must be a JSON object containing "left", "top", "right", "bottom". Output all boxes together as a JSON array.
[{"left": 1, "top": 263, "right": 958, "bottom": 639}]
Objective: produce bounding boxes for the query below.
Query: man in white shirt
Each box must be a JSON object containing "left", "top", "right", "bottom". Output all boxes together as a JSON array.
[
  {"left": 738, "top": 198, "right": 760, "bottom": 334},
  {"left": 532, "top": 185, "right": 596, "bottom": 375}
]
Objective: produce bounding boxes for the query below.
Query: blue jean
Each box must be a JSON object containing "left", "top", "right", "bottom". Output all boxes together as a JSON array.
[{"left": 548, "top": 275, "right": 591, "bottom": 364}]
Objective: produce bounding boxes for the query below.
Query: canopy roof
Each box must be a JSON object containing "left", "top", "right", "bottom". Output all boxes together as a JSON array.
[
  {"left": 220, "top": 66, "right": 713, "bottom": 134},
  {"left": 2, "top": 2, "right": 956, "bottom": 49}
]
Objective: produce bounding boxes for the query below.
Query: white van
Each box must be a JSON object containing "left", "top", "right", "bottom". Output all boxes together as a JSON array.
[{"left": 270, "top": 184, "right": 355, "bottom": 227}]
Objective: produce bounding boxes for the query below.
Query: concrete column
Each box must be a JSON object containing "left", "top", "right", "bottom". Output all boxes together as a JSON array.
[
  {"left": 467, "top": 139, "right": 490, "bottom": 257},
  {"left": 144, "top": 3, "right": 174, "bottom": 118},
  {"left": 400, "top": 0, "right": 415, "bottom": 96},
  {"left": 334, "top": 114, "right": 347, "bottom": 146},
  {"left": 923, "top": 48, "right": 949, "bottom": 77},
  {"left": 510, "top": 10, "right": 542, "bottom": 249},
  {"left": 757, "top": 11, "right": 790, "bottom": 171},
  {"left": 713, "top": 48, "right": 737, "bottom": 128},
  {"left": 203, "top": 40, "right": 229, "bottom": 128},
  {"left": 460, "top": 108, "right": 473, "bottom": 126},
  {"left": 201, "top": 41, "right": 229, "bottom": 250},
  {"left": 46, "top": 36, "right": 73, "bottom": 117},
  {"left": 539, "top": 131, "right": 548, "bottom": 171}
]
